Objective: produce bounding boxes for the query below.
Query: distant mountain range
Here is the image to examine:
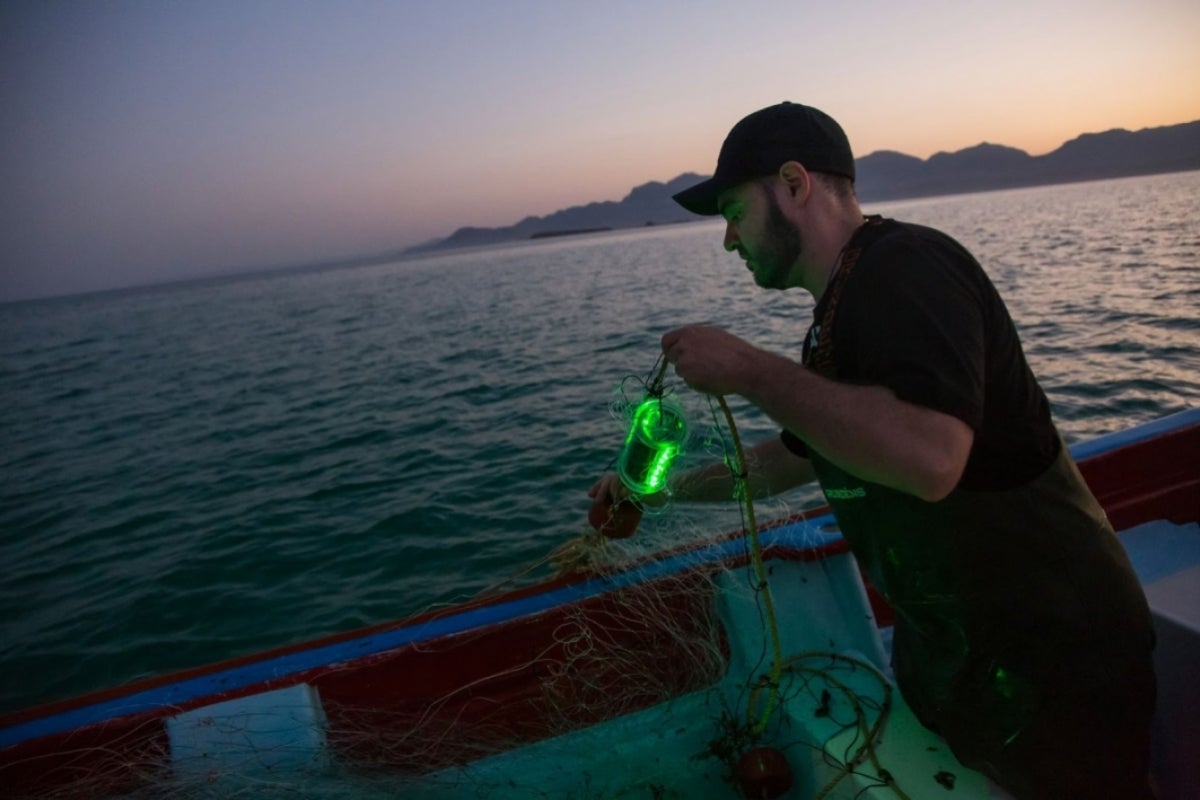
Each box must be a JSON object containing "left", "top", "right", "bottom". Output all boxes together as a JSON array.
[{"left": 407, "top": 120, "right": 1200, "bottom": 253}]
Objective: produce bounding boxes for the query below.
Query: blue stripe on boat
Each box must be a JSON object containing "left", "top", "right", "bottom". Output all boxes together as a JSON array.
[{"left": 1070, "top": 407, "right": 1200, "bottom": 460}]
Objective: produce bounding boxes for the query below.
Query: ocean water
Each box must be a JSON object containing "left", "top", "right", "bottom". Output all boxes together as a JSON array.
[{"left": 1, "top": 171, "right": 1198, "bottom": 716}]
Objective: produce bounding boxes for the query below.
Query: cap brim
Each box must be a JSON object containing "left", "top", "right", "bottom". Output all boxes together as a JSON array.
[{"left": 672, "top": 178, "right": 724, "bottom": 217}]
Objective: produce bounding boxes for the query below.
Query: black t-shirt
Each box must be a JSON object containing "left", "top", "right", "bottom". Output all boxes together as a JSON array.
[
  {"left": 781, "top": 218, "right": 1060, "bottom": 490},
  {"left": 777, "top": 219, "right": 1156, "bottom": 775}
]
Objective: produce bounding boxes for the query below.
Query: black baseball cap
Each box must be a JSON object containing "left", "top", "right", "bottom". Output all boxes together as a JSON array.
[{"left": 673, "top": 102, "right": 856, "bottom": 216}]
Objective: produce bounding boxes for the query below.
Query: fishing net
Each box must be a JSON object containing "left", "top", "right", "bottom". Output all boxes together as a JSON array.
[{"left": 2, "top": 377, "right": 963, "bottom": 800}]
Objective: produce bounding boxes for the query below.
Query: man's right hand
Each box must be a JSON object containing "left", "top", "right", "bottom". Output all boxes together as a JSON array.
[
  {"left": 587, "top": 473, "right": 656, "bottom": 539},
  {"left": 589, "top": 473, "right": 669, "bottom": 509}
]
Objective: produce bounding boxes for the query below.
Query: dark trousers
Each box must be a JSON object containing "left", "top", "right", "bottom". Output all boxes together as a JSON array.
[{"left": 950, "top": 656, "right": 1157, "bottom": 800}]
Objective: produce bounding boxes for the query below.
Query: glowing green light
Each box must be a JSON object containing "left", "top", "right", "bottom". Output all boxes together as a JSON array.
[
  {"left": 993, "top": 667, "right": 1015, "bottom": 699},
  {"left": 616, "top": 397, "right": 687, "bottom": 496}
]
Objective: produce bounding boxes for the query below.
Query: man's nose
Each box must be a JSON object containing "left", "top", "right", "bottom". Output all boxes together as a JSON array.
[{"left": 723, "top": 222, "right": 739, "bottom": 252}]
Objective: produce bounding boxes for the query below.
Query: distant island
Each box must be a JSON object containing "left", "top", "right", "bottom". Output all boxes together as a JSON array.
[
  {"left": 406, "top": 119, "right": 1200, "bottom": 254},
  {"left": 529, "top": 226, "right": 612, "bottom": 239}
]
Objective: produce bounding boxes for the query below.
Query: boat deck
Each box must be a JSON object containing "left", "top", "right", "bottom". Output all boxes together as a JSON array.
[{"left": 1121, "top": 518, "right": 1200, "bottom": 800}]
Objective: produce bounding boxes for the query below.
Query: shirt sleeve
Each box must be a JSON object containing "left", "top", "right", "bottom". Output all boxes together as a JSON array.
[{"left": 835, "top": 231, "right": 988, "bottom": 431}]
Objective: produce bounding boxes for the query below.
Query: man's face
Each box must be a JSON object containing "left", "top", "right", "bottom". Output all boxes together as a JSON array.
[{"left": 717, "top": 180, "right": 803, "bottom": 290}]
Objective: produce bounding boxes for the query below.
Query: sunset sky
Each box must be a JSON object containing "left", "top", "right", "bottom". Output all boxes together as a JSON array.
[{"left": 3, "top": 0, "right": 1198, "bottom": 301}]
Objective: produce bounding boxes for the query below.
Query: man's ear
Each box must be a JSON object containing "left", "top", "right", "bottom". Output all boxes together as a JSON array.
[{"left": 778, "top": 161, "right": 811, "bottom": 203}]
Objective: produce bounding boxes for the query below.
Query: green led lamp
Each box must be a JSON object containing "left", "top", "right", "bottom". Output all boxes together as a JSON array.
[{"left": 615, "top": 366, "right": 687, "bottom": 497}]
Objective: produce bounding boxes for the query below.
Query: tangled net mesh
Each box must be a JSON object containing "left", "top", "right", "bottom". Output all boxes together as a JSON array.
[{"left": 3, "top": 386, "right": 913, "bottom": 800}]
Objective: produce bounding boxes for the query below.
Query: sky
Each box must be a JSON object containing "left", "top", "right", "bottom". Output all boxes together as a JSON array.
[{"left": 2, "top": 0, "right": 1198, "bottom": 302}]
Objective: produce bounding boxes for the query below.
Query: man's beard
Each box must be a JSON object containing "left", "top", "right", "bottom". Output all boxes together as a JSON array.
[{"left": 751, "top": 190, "right": 804, "bottom": 290}]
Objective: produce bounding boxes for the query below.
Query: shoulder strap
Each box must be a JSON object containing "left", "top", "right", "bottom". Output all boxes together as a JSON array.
[{"left": 803, "top": 216, "right": 883, "bottom": 375}]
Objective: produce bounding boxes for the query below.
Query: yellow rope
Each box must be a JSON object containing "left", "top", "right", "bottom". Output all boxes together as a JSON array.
[{"left": 715, "top": 395, "right": 784, "bottom": 737}]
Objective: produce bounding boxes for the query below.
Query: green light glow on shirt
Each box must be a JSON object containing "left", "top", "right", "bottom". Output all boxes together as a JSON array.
[
  {"left": 616, "top": 397, "right": 686, "bottom": 496},
  {"left": 993, "top": 667, "right": 1016, "bottom": 699}
]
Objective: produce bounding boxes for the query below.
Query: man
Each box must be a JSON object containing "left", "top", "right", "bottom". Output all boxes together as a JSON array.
[{"left": 590, "top": 103, "right": 1157, "bottom": 799}]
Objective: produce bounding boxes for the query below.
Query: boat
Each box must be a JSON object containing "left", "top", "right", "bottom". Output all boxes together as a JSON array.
[{"left": 2, "top": 408, "right": 1197, "bottom": 799}]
